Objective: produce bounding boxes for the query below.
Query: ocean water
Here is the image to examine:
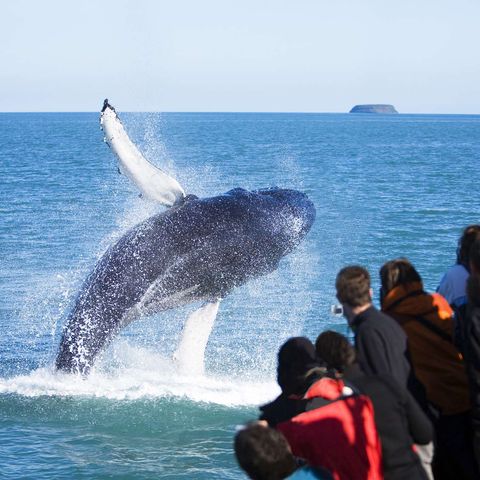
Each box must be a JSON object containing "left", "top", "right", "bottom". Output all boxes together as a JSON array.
[{"left": 1, "top": 111, "right": 479, "bottom": 478}]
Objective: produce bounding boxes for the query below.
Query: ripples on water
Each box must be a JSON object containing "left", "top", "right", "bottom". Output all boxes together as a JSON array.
[{"left": 0, "top": 112, "right": 479, "bottom": 478}]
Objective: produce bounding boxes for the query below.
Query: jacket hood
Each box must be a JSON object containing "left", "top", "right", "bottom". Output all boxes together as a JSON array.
[{"left": 382, "top": 281, "right": 453, "bottom": 323}]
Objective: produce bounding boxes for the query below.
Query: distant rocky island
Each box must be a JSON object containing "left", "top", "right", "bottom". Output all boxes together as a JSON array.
[{"left": 349, "top": 104, "right": 398, "bottom": 114}]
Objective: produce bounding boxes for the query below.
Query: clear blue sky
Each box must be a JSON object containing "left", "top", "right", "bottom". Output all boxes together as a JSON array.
[{"left": 1, "top": 0, "right": 479, "bottom": 113}]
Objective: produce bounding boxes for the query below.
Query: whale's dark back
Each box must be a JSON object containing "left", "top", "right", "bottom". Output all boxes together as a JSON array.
[{"left": 55, "top": 188, "right": 315, "bottom": 374}]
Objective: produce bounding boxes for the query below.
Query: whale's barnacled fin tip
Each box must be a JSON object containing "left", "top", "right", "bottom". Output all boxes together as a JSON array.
[
  {"left": 101, "top": 98, "right": 115, "bottom": 113},
  {"left": 99, "top": 98, "right": 186, "bottom": 207}
]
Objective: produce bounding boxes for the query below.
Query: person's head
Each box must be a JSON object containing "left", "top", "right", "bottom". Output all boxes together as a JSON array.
[
  {"left": 315, "top": 330, "right": 356, "bottom": 374},
  {"left": 277, "top": 337, "right": 321, "bottom": 396},
  {"left": 234, "top": 422, "right": 297, "bottom": 480},
  {"left": 457, "top": 225, "right": 480, "bottom": 267},
  {"left": 469, "top": 238, "right": 480, "bottom": 275},
  {"left": 379, "top": 258, "right": 422, "bottom": 305},
  {"left": 335, "top": 266, "right": 372, "bottom": 319}
]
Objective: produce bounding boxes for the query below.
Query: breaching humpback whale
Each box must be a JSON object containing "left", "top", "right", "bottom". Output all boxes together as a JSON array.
[{"left": 55, "top": 100, "right": 316, "bottom": 375}]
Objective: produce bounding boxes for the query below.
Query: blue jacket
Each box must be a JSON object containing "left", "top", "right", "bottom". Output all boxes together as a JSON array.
[{"left": 287, "top": 466, "right": 332, "bottom": 479}]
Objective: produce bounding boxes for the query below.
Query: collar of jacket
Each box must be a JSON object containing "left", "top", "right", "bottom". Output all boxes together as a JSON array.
[
  {"left": 382, "top": 282, "right": 452, "bottom": 320},
  {"left": 304, "top": 377, "right": 345, "bottom": 401},
  {"left": 382, "top": 281, "right": 423, "bottom": 311},
  {"left": 350, "top": 305, "right": 376, "bottom": 331}
]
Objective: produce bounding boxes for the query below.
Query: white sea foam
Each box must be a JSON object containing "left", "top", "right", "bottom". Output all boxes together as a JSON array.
[{"left": 0, "top": 341, "right": 278, "bottom": 407}]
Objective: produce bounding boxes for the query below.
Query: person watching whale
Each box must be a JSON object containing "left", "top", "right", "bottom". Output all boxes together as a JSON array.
[
  {"left": 315, "top": 330, "right": 432, "bottom": 480},
  {"left": 234, "top": 422, "right": 332, "bottom": 479},
  {"left": 437, "top": 225, "right": 480, "bottom": 351},
  {"left": 437, "top": 225, "right": 480, "bottom": 310},
  {"left": 334, "top": 266, "right": 415, "bottom": 388},
  {"left": 260, "top": 337, "right": 383, "bottom": 480},
  {"left": 380, "top": 258, "right": 477, "bottom": 480},
  {"left": 335, "top": 265, "right": 434, "bottom": 479},
  {"left": 459, "top": 240, "right": 480, "bottom": 472}
]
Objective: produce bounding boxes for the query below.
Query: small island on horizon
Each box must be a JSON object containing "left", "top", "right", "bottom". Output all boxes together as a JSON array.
[{"left": 349, "top": 104, "right": 398, "bottom": 114}]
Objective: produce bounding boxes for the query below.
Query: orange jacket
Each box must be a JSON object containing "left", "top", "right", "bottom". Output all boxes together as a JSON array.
[{"left": 382, "top": 282, "right": 470, "bottom": 415}]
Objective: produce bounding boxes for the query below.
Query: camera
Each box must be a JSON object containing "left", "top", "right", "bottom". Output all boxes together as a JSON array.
[{"left": 330, "top": 304, "right": 343, "bottom": 316}]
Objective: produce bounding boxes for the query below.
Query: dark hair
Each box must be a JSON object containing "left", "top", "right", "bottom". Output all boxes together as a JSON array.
[
  {"left": 379, "top": 258, "right": 422, "bottom": 298},
  {"left": 335, "top": 266, "right": 371, "bottom": 307},
  {"left": 234, "top": 423, "right": 297, "bottom": 480},
  {"left": 469, "top": 238, "right": 480, "bottom": 274},
  {"left": 457, "top": 225, "right": 480, "bottom": 266},
  {"left": 315, "top": 331, "right": 356, "bottom": 373},
  {"left": 277, "top": 337, "right": 321, "bottom": 396}
]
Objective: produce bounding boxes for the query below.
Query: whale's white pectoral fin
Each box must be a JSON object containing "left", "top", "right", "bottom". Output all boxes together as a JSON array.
[
  {"left": 173, "top": 300, "right": 221, "bottom": 376},
  {"left": 100, "top": 99, "right": 185, "bottom": 207}
]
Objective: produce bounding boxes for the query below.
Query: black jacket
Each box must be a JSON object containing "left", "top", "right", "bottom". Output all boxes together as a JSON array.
[
  {"left": 352, "top": 306, "right": 412, "bottom": 386},
  {"left": 344, "top": 364, "right": 432, "bottom": 480},
  {"left": 351, "top": 306, "right": 432, "bottom": 415},
  {"left": 464, "top": 303, "right": 480, "bottom": 467},
  {"left": 259, "top": 370, "right": 325, "bottom": 427},
  {"left": 259, "top": 393, "right": 308, "bottom": 428}
]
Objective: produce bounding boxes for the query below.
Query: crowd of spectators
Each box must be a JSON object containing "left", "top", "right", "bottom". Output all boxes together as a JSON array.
[{"left": 234, "top": 225, "right": 480, "bottom": 480}]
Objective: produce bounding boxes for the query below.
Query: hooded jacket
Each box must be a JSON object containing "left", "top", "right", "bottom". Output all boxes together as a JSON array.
[
  {"left": 277, "top": 377, "right": 383, "bottom": 480},
  {"left": 260, "top": 336, "right": 327, "bottom": 427},
  {"left": 382, "top": 281, "right": 470, "bottom": 415}
]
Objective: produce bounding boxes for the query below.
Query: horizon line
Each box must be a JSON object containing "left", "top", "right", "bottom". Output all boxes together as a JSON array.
[{"left": 0, "top": 110, "right": 479, "bottom": 115}]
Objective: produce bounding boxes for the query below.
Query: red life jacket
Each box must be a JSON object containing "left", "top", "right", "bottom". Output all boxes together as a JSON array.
[{"left": 277, "top": 377, "right": 383, "bottom": 480}]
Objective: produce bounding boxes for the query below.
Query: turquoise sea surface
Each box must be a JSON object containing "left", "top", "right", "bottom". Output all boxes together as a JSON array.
[{"left": 1, "top": 112, "right": 479, "bottom": 478}]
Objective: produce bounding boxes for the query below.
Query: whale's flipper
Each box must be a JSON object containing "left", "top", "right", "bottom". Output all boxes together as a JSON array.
[
  {"left": 173, "top": 300, "right": 220, "bottom": 376},
  {"left": 100, "top": 99, "right": 185, "bottom": 207}
]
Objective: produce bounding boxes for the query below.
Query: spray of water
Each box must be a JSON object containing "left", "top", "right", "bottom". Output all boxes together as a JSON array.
[
  {"left": 2, "top": 113, "right": 315, "bottom": 406},
  {"left": 0, "top": 341, "right": 277, "bottom": 406}
]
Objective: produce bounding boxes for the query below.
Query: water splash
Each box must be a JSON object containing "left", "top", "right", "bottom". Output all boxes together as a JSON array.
[
  {"left": 3, "top": 112, "right": 317, "bottom": 407},
  {"left": 0, "top": 341, "right": 278, "bottom": 406}
]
